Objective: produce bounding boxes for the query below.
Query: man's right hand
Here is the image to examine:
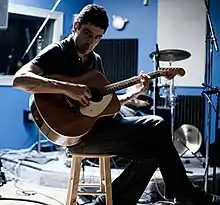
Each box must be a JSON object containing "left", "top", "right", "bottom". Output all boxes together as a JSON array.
[{"left": 63, "top": 84, "right": 92, "bottom": 106}]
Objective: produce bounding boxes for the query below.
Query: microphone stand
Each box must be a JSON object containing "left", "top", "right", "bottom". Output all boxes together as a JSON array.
[
  {"left": 202, "top": 85, "right": 220, "bottom": 193},
  {"left": 203, "top": 0, "right": 219, "bottom": 193},
  {"left": 22, "top": 0, "right": 62, "bottom": 60},
  {"left": 153, "top": 43, "right": 160, "bottom": 115},
  {"left": 21, "top": 0, "right": 62, "bottom": 162}
]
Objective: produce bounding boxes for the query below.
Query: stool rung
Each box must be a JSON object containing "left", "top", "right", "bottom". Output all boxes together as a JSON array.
[
  {"left": 77, "top": 191, "right": 105, "bottom": 195},
  {"left": 78, "top": 184, "right": 101, "bottom": 187}
]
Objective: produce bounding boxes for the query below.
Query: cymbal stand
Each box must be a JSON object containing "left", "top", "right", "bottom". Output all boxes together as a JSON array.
[
  {"left": 169, "top": 61, "right": 176, "bottom": 138},
  {"left": 178, "top": 138, "right": 205, "bottom": 164},
  {"left": 152, "top": 43, "right": 160, "bottom": 115},
  {"left": 162, "top": 81, "right": 170, "bottom": 108}
]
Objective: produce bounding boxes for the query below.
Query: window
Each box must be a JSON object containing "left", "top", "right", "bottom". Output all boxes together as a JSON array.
[
  {"left": 0, "top": 3, "right": 63, "bottom": 85},
  {"left": 0, "top": 13, "right": 55, "bottom": 76}
]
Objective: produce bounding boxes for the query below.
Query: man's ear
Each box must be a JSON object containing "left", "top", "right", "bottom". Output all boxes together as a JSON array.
[{"left": 72, "top": 21, "right": 79, "bottom": 32}]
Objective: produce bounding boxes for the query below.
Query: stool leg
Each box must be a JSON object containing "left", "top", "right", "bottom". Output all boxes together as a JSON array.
[
  {"left": 66, "top": 156, "right": 82, "bottom": 205},
  {"left": 103, "top": 157, "right": 112, "bottom": 205},
  {"left": 100, "top": 157, "right": 105, "bottom": 192}
]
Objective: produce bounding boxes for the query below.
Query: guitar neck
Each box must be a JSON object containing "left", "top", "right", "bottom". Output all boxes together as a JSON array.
[{"left": 102, "top": 70, "right": 162, "bottom": 95}]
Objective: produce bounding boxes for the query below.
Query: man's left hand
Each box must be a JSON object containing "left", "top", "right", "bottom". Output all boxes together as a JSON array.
[
  {"left": 126, "top": 71, "right": 150, "bottom": 96},
  {"left": 137, "top": 71, "right": 150, "bottom": 92}
]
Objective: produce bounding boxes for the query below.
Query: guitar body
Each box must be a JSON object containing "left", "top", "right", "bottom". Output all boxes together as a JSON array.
[{"left": 30, "top": 70, "right": 121, "bottom": 146}]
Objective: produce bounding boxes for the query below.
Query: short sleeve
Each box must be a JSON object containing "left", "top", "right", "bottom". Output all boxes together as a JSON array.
[
  {"left": 31, "top": 43, "right": 62, "bottom": 75},
  {"left": 94, "top": 53, "right": 105, "bottom": 74},
  {"left": 98, "top": 56, "right": 105, "bottom": 74}
]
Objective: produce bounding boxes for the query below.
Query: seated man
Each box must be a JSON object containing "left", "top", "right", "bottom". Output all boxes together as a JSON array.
[{"left": 12, "top": 4, "right": 220, "bottom": 205}]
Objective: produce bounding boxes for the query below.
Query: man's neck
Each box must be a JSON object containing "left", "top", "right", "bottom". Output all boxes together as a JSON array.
[
  {"left": 77, "top": 52, "right": 84, "bottom": 58},
  {"left": 71, "top": 34, "right": 86, "bottom": 59}
]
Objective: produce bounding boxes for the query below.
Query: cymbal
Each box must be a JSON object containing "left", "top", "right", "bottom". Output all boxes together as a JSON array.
[
  {"left": 149, "top": 49, "right": 191, "bottom": 62},
  {"left": 173, "top": 124, "right": 202, "bottom": 155}
]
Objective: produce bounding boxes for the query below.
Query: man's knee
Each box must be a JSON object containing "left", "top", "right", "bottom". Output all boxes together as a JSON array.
[
  {"left": 153, "top": 115, "right": 165, "bottom": 124},
  {"left": 143, "top": 114, "right": 165, "bottom": 125},
  {"left": 145, "top": 115, "right": 171, "bottom": 136}
]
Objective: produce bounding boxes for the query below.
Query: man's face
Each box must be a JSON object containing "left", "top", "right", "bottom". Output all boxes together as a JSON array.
[{"left": 73, "top": 22, "right": 105, "bottom": 55}]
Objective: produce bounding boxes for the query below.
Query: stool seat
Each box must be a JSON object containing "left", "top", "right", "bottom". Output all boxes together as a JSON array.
[
  {"left": 66, "top": 153, "right": 113, "bottom": 205},
  {"left": 70, "top": 153, "right": 114, "bottom": 157}
]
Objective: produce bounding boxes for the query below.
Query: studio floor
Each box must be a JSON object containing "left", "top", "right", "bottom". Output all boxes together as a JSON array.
[
  {"left": 0, "top": 181, "right": 67, "bottom": 205},
  {"left": 0, "top": 148, "right": 220, "bottom": 205}
]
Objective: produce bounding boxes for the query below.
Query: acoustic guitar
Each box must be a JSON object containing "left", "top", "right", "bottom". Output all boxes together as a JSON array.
[{"left": 30, "top": 67, "right": 185, "bottom": 146}]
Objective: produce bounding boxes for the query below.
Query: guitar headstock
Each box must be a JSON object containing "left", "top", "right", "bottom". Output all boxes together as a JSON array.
[{"left": 159, "top": 67, "right": 186, "bottom": 79}]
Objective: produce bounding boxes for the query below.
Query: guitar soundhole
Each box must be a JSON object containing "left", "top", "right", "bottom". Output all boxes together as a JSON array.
[{"left": 89, "top": 87, "right": 103, "bottom": 102}]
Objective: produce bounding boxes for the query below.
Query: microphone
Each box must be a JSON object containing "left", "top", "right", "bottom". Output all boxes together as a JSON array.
[
  {"left": 202, "top": 89, "right": 220, "bottom": 95},
  {"left": 202, "top": 83, "right": 212, "bottom": 89},
  {"left": 201, "top": 83, "right": 220, "bottom": 95}
]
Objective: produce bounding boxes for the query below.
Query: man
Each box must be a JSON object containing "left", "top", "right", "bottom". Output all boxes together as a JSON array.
[{"left": 12, "top": 4, "right": 220, "bottom": 205}]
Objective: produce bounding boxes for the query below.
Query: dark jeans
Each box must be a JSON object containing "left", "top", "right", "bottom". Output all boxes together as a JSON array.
[{"left": 67, "top": 107, "right": 209, "bottom": 205}]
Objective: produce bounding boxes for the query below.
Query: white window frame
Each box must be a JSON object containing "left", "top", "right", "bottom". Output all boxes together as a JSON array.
[{"left": 0, "top": 3, "right": 64, "bottom": 86}]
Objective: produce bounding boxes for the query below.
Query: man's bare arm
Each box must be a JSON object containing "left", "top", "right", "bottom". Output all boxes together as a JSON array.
[
  {"left": 13, "top": 62, "right": 149, "bottom": 107},
  {"left": 117, "top": 93, "right": 140, "bottom": 105},
  {"left": 12, "top": 62, "right": 92, "bottom": 106},
  {"left": 12, "top": 62, "right": 70, "bottom": 94},
  {"left": 117, "top": 73, "right": 150, "bottom": 105}
]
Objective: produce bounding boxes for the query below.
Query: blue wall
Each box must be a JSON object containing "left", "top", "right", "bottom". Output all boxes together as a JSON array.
[
  {"left": 0, "top": 0, "right": 219, "bottom": 149},
  {"left": 0, "top": 87, "right": 35, "bottom": 149}
]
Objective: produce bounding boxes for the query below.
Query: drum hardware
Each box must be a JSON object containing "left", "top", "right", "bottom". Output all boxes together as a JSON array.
[
  {"left": 170, "top": 78, "right": 176, "bottom": 138},
  {"left": 149, "top": 48, "right": 191, "bottom": 140},
  {"left": 150, "top": 43, "right": 161, "bottom": 115},
  {"left": 173, "top": 124, "right": 204, "bottom": 164},
  {"left": 159, "top": 82, "right": 170, "bottom": 108},
  {"left": 149, "top": 49, "right": 201, "bottom": 155}
]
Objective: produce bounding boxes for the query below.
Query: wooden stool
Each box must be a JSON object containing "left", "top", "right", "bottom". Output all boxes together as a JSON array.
[{"left": 66, "top": 154, "right": 113, "bottom": 205}]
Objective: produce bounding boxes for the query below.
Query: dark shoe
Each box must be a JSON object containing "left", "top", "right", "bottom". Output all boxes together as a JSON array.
[
  {"left": 94, "top": 196, "right": 105, "bottom": 205},
  {"left": 174, "top": 194, "right": 220, "bottom": 205},
  {"left": 211, "top": 195, "right": 220, "bottom": 205},
  {"left": 174, "top": 197, "right": 194, "bottom": 205},
  {"left": 183, "top": 186, "right": 220, "bottom": 205}
]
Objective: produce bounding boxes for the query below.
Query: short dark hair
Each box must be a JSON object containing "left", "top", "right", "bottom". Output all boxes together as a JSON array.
[{"left": 75, "top": 4, "right": 109, "bottom": 32}]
